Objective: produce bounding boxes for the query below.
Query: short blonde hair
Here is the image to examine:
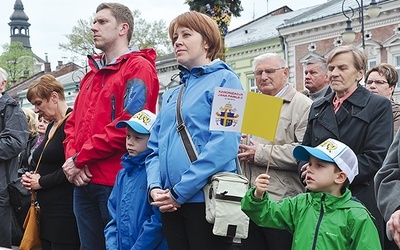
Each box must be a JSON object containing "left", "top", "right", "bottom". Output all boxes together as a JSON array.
[{"left": 22, "top": 107, "right": 38, "bottom": 137}]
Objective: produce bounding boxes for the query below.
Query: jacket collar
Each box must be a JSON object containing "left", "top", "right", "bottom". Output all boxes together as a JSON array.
[
  {"left": 280, "top": 84, "right": 296, "bottom": 103},
  {"left": 314, "top": 85, "right": 371, "bottom": 109},
  {"left": 308, "top": 188, "right": 353, "bottom": 212},
  {"left": 121, "top": 148, "right": 152, "bottom": 173}
]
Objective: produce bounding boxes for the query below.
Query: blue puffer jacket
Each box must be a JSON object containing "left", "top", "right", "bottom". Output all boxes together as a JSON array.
[
  {"left": 146, "top": 60, "right": 243, "bottom": 204},
  {"left": 105, "top": 149, "right": 168, "bottom": 250}
]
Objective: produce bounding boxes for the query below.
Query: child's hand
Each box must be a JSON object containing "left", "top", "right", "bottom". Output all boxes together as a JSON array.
[{"left": 254, "top": 174, "right": 270, "bottom": 198}]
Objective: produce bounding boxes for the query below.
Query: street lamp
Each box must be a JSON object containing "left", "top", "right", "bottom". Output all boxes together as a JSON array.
[{"left": 341, "top": 0, "right": 381, "bottom": 49}]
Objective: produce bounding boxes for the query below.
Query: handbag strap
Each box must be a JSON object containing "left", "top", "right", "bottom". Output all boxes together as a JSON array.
[
  {"left": 175, "top": 84, "right": 242, "bottom": 174},
  {"left": 176, "top": 85, "right": 198, "bottom": 163},
  {"left": 33, "top": 112, "right": 71, "bottom": 174}
]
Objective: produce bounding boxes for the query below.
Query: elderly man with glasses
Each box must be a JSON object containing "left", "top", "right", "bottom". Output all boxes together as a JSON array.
[{"left": 238, "top": 53, "right": 312, "bottom": 250}]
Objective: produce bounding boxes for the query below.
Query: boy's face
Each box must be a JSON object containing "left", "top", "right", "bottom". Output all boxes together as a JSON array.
[
  {"left": 125, "top": 127, "right": 149, "bottom": 157},
  {"left": 305, "top": 156, "right": 345, "bottom": 195}
]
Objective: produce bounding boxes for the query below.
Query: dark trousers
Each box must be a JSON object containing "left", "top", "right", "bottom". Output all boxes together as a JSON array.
[
  {"left": 241, "top": 220, "right": 292, "bottom": 250},
  {"left": 161, "top": 202, "right": 232, "bottom": 250},
  {"left": 0, "top": 205, "right": 12, "bottom": 248},
  {"left": 41, "top": 238, "right": 80, "bottom": 250}
]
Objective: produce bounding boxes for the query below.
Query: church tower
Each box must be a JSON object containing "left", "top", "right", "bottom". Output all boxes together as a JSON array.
[{"left": 8, "top": 0, "right": 31, "bottom": 49}]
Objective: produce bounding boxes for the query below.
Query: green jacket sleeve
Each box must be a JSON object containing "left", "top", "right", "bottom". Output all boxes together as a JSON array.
[
  {"left": 349, "top": 211, "right": 382, "bottom": 250},
  {"left": 241, "top": 187, "right": 295, "bottom": 233}
]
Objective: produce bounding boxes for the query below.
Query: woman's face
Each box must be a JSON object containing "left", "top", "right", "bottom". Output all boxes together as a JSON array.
[
  {"left": 365, "top": 71, "right": 394, "bottom": 99},
  {"left": 30, "top": 95, "right": 57, "bottom": 121},
  {"left": 37, "top": 116, "right": 50, "bottom": 136},
  {"left": 327, "top": 52, "right": 363, "bottom": 98},
  {"left": 172, "top": 26, "right": 210, "bottom": 70}
]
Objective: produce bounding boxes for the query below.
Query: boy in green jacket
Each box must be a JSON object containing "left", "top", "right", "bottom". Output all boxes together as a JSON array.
[{"left": 241, "top": 138, "right": 381, "bottom": 249}]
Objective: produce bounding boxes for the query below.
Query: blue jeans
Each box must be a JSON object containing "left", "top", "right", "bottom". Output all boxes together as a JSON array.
[{"left": 73, "top": 183, "right": 113, "bottom": 250}]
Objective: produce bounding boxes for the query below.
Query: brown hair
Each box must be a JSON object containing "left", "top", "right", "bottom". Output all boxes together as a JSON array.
[
  {"left": 169, "top": 11, "right": 221, "bottom": 60},
  {"left": 326, "top": 45, "right": 367, "bottom": 72},
  {"left": 96, "top": 2, "right": 134, "bottom": 43},
  {"left": 365, "top": 63, "right": 399, "bottom": 87},
  {"left": 27, "top": 74, "right": 65, "bottom": 102}
]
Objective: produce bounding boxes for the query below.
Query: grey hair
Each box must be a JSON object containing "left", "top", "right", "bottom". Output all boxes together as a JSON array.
[
  {"left": 305, "top": 57, "right": 327, "bottom": 73},
  {"left": 0, "top": 67, "right": 8, "bottom": 82},
  {"left": 252, "top": 53, "right": 287, "bottom": 72}
]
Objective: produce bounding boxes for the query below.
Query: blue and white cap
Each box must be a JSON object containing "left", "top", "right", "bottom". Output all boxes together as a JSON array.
[
  {"left": 116, "top": 109, "right": 156, "bottom": 134},
  {"left": 293, "top": 138, "right": 358, "bottom": 183}
]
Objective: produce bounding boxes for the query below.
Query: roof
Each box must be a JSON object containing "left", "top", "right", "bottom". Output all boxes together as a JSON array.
[
  {"left": 278, "top": 0, "right": 391, "bottom": 29},
  {"left": 225, "top": 6, "right": 313, "bottom": 48}
]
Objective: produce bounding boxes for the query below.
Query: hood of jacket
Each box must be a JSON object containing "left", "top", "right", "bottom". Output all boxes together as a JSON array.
[
  {"left": 120, "top": 148, "right": 152, "bottom": 173},
  {"left": 178, "top": 59, "right": 238, "bottom": 85},
  {"left": 88, "top": 47, "right": 157, "bottom": 72}
]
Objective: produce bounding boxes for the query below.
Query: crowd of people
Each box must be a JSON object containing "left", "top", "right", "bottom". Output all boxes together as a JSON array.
[{"left": 1, "top": 2, "right": 400, "bottom": 250}]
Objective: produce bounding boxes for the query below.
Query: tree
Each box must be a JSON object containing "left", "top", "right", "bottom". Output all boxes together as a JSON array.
[
  {"left": 59, "top": 10, "right": 172, "bottom": 61},
  {"left": 0, "top": 42, "right": 36, "bottom": 86},
  {"left": 185, "top": 0, "right": 243, "bottom": 60}
]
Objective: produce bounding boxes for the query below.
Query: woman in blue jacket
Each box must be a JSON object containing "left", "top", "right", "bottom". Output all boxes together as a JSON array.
[{"left": 146, "top": 11, "right": 243, "bottom": 250}]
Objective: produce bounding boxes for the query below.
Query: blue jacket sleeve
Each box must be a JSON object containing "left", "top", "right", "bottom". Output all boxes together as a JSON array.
[
  {"left": 131, "top": 205, "right": 167, "bottom": 250},
  {"left": 104, "top": 171, "right": 121, "bottom": 249}
]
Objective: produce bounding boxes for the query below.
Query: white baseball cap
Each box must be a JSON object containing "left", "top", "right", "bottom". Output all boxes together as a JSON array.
[
  {"left": 293, "top": 138, "right": 358, "bottom": 183},
  {"left": 116, "top": 109, "right": 156, "bottom": 134}
]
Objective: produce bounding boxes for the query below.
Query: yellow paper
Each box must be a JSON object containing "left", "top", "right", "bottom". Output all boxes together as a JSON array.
[{"left": 241, "top": 92, "right": 283, "bottom": 141}]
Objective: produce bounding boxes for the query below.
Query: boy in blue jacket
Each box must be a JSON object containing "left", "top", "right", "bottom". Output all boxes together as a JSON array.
[
  {"left": 242, "top": 138, "right": 381, "bottom": 249},
  {"left": 104, "top": 110, "right": 167, "bottom": 250}
]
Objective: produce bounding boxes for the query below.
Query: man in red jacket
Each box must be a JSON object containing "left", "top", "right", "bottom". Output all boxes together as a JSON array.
[{"left": 62, "top": 3, "right": 159, "bottom": 250}]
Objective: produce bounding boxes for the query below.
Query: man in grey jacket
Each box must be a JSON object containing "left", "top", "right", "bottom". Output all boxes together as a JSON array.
[
  {"left": 0, "top": 67, "right": 29, "bottom": 248},
  {"left": 238, "top": 53, "right": 312, "bottom": 250}
]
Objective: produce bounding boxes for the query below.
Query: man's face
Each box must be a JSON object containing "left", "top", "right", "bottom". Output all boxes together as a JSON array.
[
  {"left": 91, "top": 8, "right": 123, "bottom": 52},
  {"left": 254, "top": 57, "right": 288, "bottom": 96},
  {"left": 304, "top": 63, "right": 328, "bottom": 93}
]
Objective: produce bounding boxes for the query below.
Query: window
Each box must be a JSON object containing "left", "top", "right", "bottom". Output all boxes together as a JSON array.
[
  {"left": 394, "top": 54, "right": 400, "bottom": 88},
  {"left": 248, "top": 78, "right": 258, "bottom": 93},
  {"left": 368, "top": 59, "right": 377, "bottom": 70}
]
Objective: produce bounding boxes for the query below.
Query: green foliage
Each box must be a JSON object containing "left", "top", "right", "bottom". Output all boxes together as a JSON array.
[
  {"left": 59, "top": 10, "right": 172, "bottom": 60},
  {"left": 131, "top": 10, "right": 172, "bottom": 56},
  {"left": 0, "top": 42, "right": 36, "bottom": 86},
  {"left": 59, "top": 18, "right": 95, "bottom": 57},
  {"left": 185, "top": 0, "right": 243, "bottom": 36}
]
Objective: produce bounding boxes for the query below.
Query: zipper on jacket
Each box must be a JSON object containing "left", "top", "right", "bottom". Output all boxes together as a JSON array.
[
  {"left": 312, "top": 193, "right": 326, "bottom": 250},
  {"left": 111, "top": 94, "right": 116, "bottom": 121}
]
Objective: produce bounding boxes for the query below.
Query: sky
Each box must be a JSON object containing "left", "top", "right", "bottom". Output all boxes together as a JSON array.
[{"left": 0, "top": 0, "right": 328, "bottom": 70}]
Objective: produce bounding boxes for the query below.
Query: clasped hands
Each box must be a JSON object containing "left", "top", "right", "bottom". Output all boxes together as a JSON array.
[
  {"left": 150, "top": 188, "right": 181, "bottom": 213},
  {"left": 62, "top": 157, "right": 92, "bottom": 186},
  {"left": 21, "top": 172, "right": 42, "bottom": 191}
]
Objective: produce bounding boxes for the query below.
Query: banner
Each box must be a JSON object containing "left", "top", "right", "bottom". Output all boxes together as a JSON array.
[{"left": 210, "top": 87, "right": 283, "bottom": 141}]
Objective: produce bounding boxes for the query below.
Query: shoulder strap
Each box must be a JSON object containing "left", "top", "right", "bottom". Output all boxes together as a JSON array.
[
  {"left": 175, "top": 85, "right": 242, "bottom": 175},
  {"left": 176, "top": 85, "right": 198, "bottom": 163}
]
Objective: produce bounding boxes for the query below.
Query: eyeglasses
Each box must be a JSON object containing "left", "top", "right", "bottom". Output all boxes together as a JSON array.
[
  {"left": 254, "top": 67, "right": 285, "bottom": 76},
  {"left": 365, "top": 79, "right": 388, "bottom": 85}
]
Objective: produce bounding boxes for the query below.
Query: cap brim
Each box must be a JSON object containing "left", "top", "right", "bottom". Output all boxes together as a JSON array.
[
  {"left": 115, "top": 121, "right": 149, "bottom": 134},
  {"left": 293, "top": 145, "right": 335, "bottom": 163}
]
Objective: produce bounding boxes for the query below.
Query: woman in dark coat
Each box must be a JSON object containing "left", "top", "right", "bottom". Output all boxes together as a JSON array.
[
  {"left": 300, "top": 45, "right": 393, "bottom": 248},
  {"left": 21, "top": 74, "right": 80, "bottom": 250}
]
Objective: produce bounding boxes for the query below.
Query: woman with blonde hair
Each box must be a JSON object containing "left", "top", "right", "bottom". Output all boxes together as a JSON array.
[
  {"left": 21, "top": 74, "right": 80, "bottom": 250},
  {"left": 20, "top": 108, "right": 39, "bottom": 174}
]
